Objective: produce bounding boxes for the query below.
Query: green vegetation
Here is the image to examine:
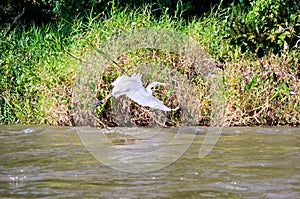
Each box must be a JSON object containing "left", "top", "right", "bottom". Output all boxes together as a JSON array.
[{"left": 0, "top": 0, "right": 299, "bottom": 126}]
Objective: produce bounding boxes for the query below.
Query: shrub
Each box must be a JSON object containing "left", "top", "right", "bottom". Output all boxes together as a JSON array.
[{"left": 223, "top": 0, "right": 300, "bottom": 57}]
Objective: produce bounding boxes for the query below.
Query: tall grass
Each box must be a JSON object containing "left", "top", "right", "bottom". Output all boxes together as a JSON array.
[
  {"left": 0, "top": 21, "right": 77, "bottom": 124},
  {"left": 186, "top": 4, "right": 299, "bottom": 126},
  {"left": 0, "top": 4, "right": 299, "bottom": 126}
]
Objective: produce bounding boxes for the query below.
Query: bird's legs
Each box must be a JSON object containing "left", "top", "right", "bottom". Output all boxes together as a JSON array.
[
  {"left": 94, "top": 94, "right": 112, "bottom": 107},
  {"left": 170, "top": 106, "right": 180, "bottom": 111}
]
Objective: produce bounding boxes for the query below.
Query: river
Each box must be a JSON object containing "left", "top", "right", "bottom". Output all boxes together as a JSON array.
[{"left": 0, "top": 125, "right": 299, "bottom": 198}]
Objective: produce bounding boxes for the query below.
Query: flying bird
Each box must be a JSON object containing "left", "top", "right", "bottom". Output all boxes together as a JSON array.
[{"left": 95, "top": 73, "right": 177, "bottom": 111}]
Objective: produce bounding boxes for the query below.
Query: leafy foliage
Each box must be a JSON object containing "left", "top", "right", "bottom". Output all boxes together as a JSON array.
[
  {"left": 0, "top": 1, "right": 299, "bottom": 126},
  {"left": 1, "top": 0, "right": 235, "bottom": 24},
  {"left": 0, "top": 26, "right": 42, "bottom": 123},
  {"left": 223, "top": 0, "right": 300, "bottom": 57}
]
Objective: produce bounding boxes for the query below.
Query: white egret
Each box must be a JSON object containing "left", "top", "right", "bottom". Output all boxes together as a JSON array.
[{"left": 95, "top": 73, "right": 178, "bottom": 111}]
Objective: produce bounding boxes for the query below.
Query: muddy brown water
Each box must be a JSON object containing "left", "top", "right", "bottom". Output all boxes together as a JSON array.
[{"left": 0, "top": 126, "right": 299, "bottom": 198}]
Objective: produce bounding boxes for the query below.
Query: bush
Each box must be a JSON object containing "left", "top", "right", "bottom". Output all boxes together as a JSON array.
[
  {"left": 1, "top": 0, "right": 238, "bottom": 25},
  {"left": 223, "top": 0, "right": 300, "bottom": 57}
]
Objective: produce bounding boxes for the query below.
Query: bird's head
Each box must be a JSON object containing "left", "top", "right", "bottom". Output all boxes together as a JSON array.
[{"left": 146, "top": 82, "right": 168, "bottom": 94}]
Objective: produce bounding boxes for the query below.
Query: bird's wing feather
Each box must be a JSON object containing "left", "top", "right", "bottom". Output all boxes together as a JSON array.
[
  {"left": 112, "top": 73, "right": 143, "bottom": 87},
  {"left": 110, "top": 73, "right": 171, "bottom": 111},
  {"left": 111, "top": 74, "right": 143, "bottom": 97},
  {"left": 126, "top": 87, "right": 171, "bottom": 111},
  {"left": 112, "top": 75, "right": 130, "bottom": 87}
]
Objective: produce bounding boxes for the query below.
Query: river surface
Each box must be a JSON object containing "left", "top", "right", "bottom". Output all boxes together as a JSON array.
[{"left": 0, "top": 125, "right": 299, "bottom": 198}]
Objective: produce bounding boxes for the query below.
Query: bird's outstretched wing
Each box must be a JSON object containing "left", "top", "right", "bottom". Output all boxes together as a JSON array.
[
  {"left": 111, "top": 73, "right": 143, "bottom": 97},
  {"left": 126, "top": 87, "right": 171, "bottom": 111},
  {"left": 112, "top": 73, "right": 142, "bottom": 87},
  {"left": 109, "top": 73, "right": 173, "bottom": 111}
]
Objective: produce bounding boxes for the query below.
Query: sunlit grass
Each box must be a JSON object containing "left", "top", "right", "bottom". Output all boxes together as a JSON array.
[{"left": 0, "top": 4, "right": 299, "bottom": 126}]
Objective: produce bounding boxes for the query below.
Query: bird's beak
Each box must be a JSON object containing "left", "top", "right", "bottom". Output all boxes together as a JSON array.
[{"left": 159, "top": 83, "right": 169, "bottom": 87}]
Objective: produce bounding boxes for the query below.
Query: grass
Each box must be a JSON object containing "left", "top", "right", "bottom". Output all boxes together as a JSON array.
[
  {"left": 0, "top": 5, "right": 299, "bottom": 127},
  {"left": 223, "top": 55, "right": 299, "bottom": 126}
]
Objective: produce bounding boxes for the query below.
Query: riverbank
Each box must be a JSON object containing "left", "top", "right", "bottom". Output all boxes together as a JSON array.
[{"left": 1, "top": 3, "right": 299, "bottom": 126}]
